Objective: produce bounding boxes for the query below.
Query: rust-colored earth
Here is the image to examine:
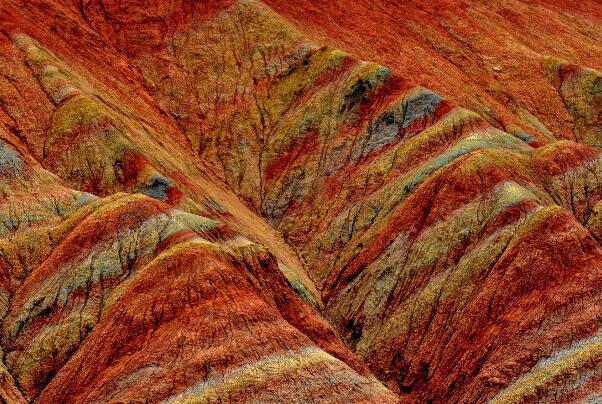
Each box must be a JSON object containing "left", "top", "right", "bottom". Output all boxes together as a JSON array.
[{"left": 0, "top": 0, "right": 600, "bottom": 402}]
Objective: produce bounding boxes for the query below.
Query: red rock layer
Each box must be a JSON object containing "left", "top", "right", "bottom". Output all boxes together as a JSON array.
[
  {"left": 264, "top": 0, "right": 602, "bottom": 146},
  {"left": 39, "top": 243, "right": 395, "bottom": 403}
]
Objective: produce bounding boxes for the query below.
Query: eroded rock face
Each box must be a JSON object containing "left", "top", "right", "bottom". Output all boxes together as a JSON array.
[
  {"left": 0, "top": 121, "right": 394, "bottom": 402},
  {"left": 263, "top": 0, "right": 602, "bottom": 146},
  {"left": 0, "top": 0, "right": 600, "bottom": 402}
]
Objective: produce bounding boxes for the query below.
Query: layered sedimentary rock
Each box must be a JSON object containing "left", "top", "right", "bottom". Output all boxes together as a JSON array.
[
  {"left": 0, "top": 0, "right": 600, "bottom": 402},
  {"left": 0, "top": 1, "right": 395, "bottom": 401},
  {"left": 0, "top": 98, "right": 394, "bottom": 402},
  {"left": 264, "top": 0, "right": 602, "bottom": 148}
]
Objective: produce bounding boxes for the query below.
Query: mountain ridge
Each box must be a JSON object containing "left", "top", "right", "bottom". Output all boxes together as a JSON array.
[{"left": 0, "top": 0, "right": 600, "bottom": 402}]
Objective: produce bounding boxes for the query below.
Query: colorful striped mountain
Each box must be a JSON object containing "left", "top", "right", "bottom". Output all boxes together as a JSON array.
[{"left": 0, "top": 0, "right": 600, "bottom": 402}]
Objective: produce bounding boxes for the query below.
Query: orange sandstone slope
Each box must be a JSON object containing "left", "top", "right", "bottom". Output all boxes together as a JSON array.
[
  {"left": 0, "top": 1, "right": 394, "bottom": 402},
  {"left": 0, "top": 0, "right": 601, "bottom": 403}
]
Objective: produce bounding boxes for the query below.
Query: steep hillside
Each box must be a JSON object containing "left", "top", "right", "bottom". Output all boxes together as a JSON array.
[
  {"left": 0, "top": 0, "right": 600, "bottom": 403},
  {"left": 0, "top": 44, "right": 394, "bottom": 402},
  {"left": 265, "top": 0, "right": 602, "bottom": 147}
]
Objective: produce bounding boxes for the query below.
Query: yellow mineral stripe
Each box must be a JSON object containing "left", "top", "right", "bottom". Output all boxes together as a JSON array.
[
  {"left": 490, "top": 333, "right": 602, "bottom": 404},
  {"left": 163, "top": 347, "right": 348, "bottom": 403}
]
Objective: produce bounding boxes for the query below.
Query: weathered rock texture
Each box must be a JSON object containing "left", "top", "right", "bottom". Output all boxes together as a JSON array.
[{"left": 0, "top": 0, "right": 600, "bottom": 403}]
